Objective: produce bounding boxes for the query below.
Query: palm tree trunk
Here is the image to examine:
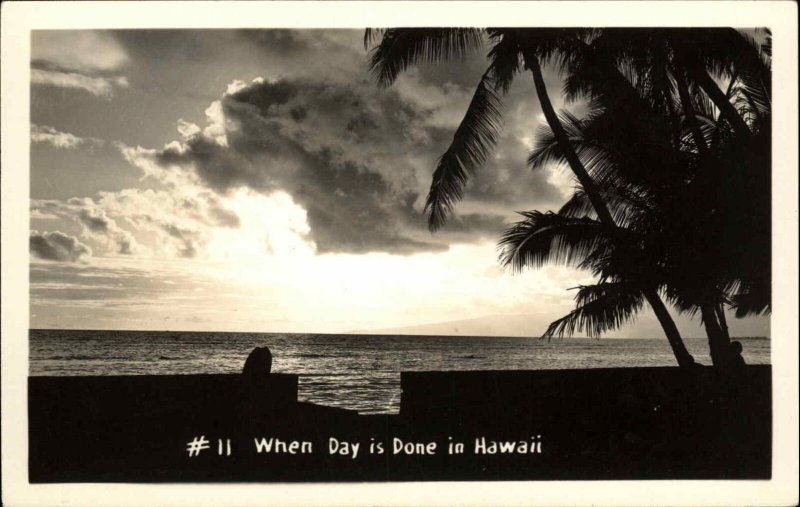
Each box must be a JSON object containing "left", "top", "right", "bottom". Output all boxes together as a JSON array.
[
  {"left": 687, "top": 64, "right": 752, "bottom": 139},
  {"left": 524, "top": 52, "right": 695, "bottom": 369},
  {"left": 524, "top": 54, "right": 616, "bottom": 226},
  {"left": 715, "top": 303, "right": 730, "bottom": 340},
  {"left": 643, "top": 289, "right": 698, "bottom": 368},
  {"left": 701, "top": 303, "right": 731, "bottom": 367}
]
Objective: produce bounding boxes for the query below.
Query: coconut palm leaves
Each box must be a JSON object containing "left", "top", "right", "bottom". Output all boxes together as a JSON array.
[
  {"left": 498, "top": 211, "right": 615, "bottom": 273},
  {"left": 542, "top": 282, "right": 645, "bottom": 339},
  {"left": 367, "top": 28, "right": 484, "bottom": 86},
  {"left": 425, "top": 71, "right": 504, "bottom": 231},
  {"left": 497, "top": 197, "right": 654, "bottom": 341},
  {"left": 368, "top": 29, "right": 507, "bottom": 231},
  {"left": 511, "top": 35, "right": 771, "bottom": 350},
  {"left": 367, "top": 27, "right": 616, "bottom": 231}
]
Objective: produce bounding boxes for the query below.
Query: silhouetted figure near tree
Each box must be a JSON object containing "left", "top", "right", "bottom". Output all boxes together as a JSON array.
[
  {"left": 728, "top": 341, "right": 747, "bottom": 378},
  {"left": 729, "top": 341, "right": 746, "bottom": 367},
  {"left": 718, "top": 341, "right": 748, "bottom": 395}
]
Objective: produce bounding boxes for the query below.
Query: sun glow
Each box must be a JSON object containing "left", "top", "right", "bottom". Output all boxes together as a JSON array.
[{"left": 203, "top": 189, "right": 315, "bottom": 276}]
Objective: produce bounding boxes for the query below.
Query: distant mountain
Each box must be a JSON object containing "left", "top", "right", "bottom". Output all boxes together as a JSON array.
[
  {"left": 354, "top": 311, "right": 771, "bottom": 339},
  {"left": 353, "top": 314, "right": 550, "bottom": 338}
]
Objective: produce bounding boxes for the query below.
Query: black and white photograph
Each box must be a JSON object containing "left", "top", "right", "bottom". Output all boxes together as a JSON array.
[{"left": 2, "top": 2, "right": 798, "bottom": 506}]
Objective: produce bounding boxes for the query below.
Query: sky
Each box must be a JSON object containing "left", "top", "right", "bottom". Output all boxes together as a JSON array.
[{"left": 29, "top": 29, "right": 769, "bottom": 338}]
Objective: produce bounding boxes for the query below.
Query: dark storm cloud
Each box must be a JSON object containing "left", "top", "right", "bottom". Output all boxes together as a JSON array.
[
  {"left": 131, "top": 36, "right": 574, "bottom": 255},
  {"left": 237, "top": 29, "right": 312, "bottom": 54},
  {"left": 110, "top": 30, "right": 219, "bottom": 61},
  {"left": 30, "top": 230, "right": 92, "bottom": 262},
  {"left": 438, "top": 213, "right": 510, "bottom": 236},
  {"left": 147, "top": 77, "right": 453, "bottom": 254},
  {"left": 463, "top": 143, "right": 570, "bottom": 211},
  {"left": 414, "top": 52, "right": 492, "bottom": 91}
]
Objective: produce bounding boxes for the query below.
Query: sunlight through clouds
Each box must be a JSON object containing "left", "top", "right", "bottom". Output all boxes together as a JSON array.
[{"left": 204, "top": 189, "right": 315, "bottom": 266}]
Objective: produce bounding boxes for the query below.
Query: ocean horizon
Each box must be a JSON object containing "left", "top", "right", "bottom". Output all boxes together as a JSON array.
[{"left": 30, "top": 329, "right": 771, "bottom": 414}]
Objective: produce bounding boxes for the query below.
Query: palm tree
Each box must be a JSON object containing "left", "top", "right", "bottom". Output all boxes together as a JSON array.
[
  {"left": 513, "top": 32, "right": 771, "bottom": 367},
  {"left": 565, "top": 28, "right": 766, "bottom": 142},
  {"left": 366, "top": 28, "right": 697, "bottom": 367},
  {"left": 608, "top": 28, "right": 772, "bottom": 365}
]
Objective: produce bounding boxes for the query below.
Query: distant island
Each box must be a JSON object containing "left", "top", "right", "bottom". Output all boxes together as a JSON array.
[{"left": 355, "top": 313, "right": 771, "bottom": 340}]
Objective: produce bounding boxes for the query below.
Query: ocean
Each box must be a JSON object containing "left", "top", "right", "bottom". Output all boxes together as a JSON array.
[{"left": 29, "top": 329, "right": 770, "bottom": 414}]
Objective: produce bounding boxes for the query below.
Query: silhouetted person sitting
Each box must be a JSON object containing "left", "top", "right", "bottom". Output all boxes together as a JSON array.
[
  {"left": 242, "top": 346, "right": 273, "bottom": 387},
  {"left": 729, "top": 341, "right": 747, "bottom": 371},
  {"left": 240, "top": 346, "right": 275, "bottom": 426},
  {"left": 722, "top": 341, "right": 747, "bottom": 394}
]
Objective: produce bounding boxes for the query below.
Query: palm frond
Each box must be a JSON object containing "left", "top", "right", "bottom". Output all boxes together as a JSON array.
[
  {"left": 759, "top": 28, "right": 772, "bottom": 58},
  {"left": 541, "top": 282, "right": 645, "bottom": 339},
  {"left": 692, "top": 85, "right": 719, "bottom": 121},
  {"left": 731, "top": 280, "right": 771, "bottom": 318},
  {"left": 561, "top": 55, "right": 598, "bottom": 103},
  {"left": 486, "top": 30, "right": 521, "bottom": 94},
  {"left": 527, "top": 110, "right": 588, "bottom": 171},
  {"left": 527, "top": 108, "right": 674, "bottom": 206},
  {"left": 663, "top": 289, "right": 702, "bottom": 318},
  {"left": 645, "top": 52, "right": 679, "bottom": 119},
  {"left": 498, "top": 211, "right": 616, "bottom": 272},
  {"left": 684, "top": 111, "right": 719, "bottom": 154},
  {"left": 363, "top": 29, "right": 385, "bottom": 50},
  {"left": 729, "top": 36, "right": 770, "bottom": 127},
  {"left": 425, "top": 69, "right": 504, "bottom": 231},
  {"left": 558, "top": 188, "right": 652, "bottom": 228},
  {"left": 734, "top": 87, "right": 769, "bottom": 126},
  {"left": 734, "top": 75, "right": 771, "bottom": 123},
  {"left": 732, "top": 29, "right": 771, "bottom": 103},
  {"left": 368, "top": 28, "right": 485, "bottom": 86}
]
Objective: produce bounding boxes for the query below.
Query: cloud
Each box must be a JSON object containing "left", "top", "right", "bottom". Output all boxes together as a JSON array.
[
  {"left": 233, "top": 30, "right": 368, "bottom": 83},
  {"left": 30, "top": 230, "right": 92, "bottom": 262},
  {"left": 32, "top": 31, "right": 129, "bottom": 73},
  {"left": 161, "top": 223, "right": 201, "bottom": 258},
  {"left": 72, "top": 202, "right": 137, "bottom": 255},
  {"left": 99, "top": 187, "right": 249, "bottom": 258},
  {"left": 31, "top": 124, "right": 104, "bottom": 150},
  {"left": 31, "top": 68, "right": 129, "bottom": 98},
  {"left": 236, "top": 29, "right": 312, "bottom": 55},
  {"left": 31, "top": 180, "right": 252, "bottom": 261},
  {"left": 122, "top": 76, "right": 521, "bottom": 254},
  {"left": 31, "top": 31, "right": 130, "bottom": 98},
  {"left": 32, "top": 198, "right": 141, "bottom": 255}
]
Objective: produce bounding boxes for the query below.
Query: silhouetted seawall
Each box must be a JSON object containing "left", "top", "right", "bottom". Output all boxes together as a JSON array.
[{"left": 29, "top": 366, "right": 771, "bottom": 482}]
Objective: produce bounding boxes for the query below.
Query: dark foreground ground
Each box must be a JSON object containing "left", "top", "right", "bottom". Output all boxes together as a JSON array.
[{"left": 29, "top": 366, "right": 771, "bottom": 482}]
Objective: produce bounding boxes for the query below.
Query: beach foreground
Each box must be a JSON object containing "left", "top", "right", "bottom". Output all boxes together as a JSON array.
[{"left": 29, "top": 366, "right": 771, "bottom": 482}]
